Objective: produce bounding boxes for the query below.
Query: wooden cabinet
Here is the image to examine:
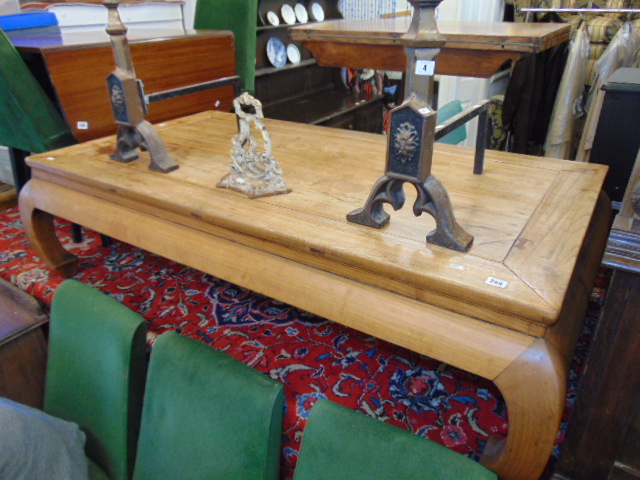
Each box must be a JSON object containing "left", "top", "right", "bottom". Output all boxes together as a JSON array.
[
  {"left": 12, "top": 29, "right": 237, "bottom": 143},
  {"left": 0, "top": 278, "right": 48, "bottom": 409},
  {"left": 253, "top": 0, "right": 384, "bottom": 133},
  {"left": 589, "top": 68, "right": 640, "bottom": 204}
]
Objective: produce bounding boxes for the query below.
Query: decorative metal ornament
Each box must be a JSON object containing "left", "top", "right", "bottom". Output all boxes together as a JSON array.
[
  {"left": 217, "top": 93, "right": 291, "bottom": 199},
  {"left": 347, "top": 96, "right": 473, "bottom": 252},
  {"left": 103, "top": 0, "right": 178, "bottom": 173},
  {"left": 347, "top": 0, "right": 473, "bottom": 252}
]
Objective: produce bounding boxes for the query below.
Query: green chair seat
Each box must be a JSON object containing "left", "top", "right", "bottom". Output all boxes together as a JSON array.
[
  {"left": 132, "top": 331, "right": 284, "bottom": 480},
  {"left": 45, "top": 279, "right": 148, "bottom": 480},
  {"left": 0, "top": 27, "right": 76, "bottom": 189},
  {"left": 88, "top": 459, "right": 112, "bottom": 480},
  {"left": 293, "top": 399, "right": 497, "bottom": 480},
  {"left": 0, "top": 28, "right": 76, "bottom": 153}
]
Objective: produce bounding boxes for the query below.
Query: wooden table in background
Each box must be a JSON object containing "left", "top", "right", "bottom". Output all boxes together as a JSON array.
[
  {"left": 11, "top": 29, "right": 236, "bottom": 143},
  {"left": 19, "top": 111, "right": 609, "bottom": 480},
  {"left": 290, "top": 19, "right": 570, "bottom": 78}
]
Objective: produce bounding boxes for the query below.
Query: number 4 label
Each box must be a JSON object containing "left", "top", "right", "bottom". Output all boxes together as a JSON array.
[{"left": 415, "top": 60, "right": 435, "bottom": 76}]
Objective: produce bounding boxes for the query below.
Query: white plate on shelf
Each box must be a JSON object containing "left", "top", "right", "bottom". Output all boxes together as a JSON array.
[
  {"left": 266, "top": 36, "right": 287, "bottom": 68},
  {"left": 294, "top": 3, "right": 308, "bottom": 23},
  {"left": 281, "top": 4, "right": 296, "bottom": 25},
  {"left": 310, "top": 2, "right": 325, "bottom": 21},
  {"left": 266, "top": 10, "right": 280, "bottom": 26},
  {"left": 287, "top": 43, "right": 301, "bottom": 65}
]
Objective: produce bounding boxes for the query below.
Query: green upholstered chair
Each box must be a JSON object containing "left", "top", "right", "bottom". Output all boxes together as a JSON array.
[
  {"left": 132, "top": 331, "right": 284, "bottom": 480},
  {"left": 293, "top": 399, "right": 498, "bottom": 480},
  {"left": 194, "top": 0, "right": 257, "bottom": 93},
  {"left": 45, "top": 279, "right": 148, "bottom": 480},
  {"left": 437, "top": 99, "right": 467, "bottom": 145},
  {"left": 0, "top": 28, "right": 76, "bottom": 189}
]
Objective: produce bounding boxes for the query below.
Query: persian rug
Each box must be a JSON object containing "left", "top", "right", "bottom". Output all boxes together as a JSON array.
[{"left": 0, "top": 206, "right": 606, "bottom": 479}]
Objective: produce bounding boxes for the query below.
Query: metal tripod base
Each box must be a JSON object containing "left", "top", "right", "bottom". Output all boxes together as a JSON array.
[
  {"left": 347, "top": 174, "right": 473, "bottom": 252},
  {"left": 110, "top": 121, "right": 179, "bottom": 173}
]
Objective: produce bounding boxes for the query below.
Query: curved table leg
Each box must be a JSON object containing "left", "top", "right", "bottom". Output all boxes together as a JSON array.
[
  {"left": 481, "top": 338, "right": 566, "bottom": 480},
  {"left": 19, "top": 181, "right": 78, "bottom": 278}
]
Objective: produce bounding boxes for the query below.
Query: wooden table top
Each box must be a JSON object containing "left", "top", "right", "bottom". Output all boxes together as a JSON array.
[
  {"left": 27, "top": 111, "right": 606, "bottom": 337},
  {"left": 289, "top": 19, "right": 570, "bottom": 76},
  {"left": 290, "top": 19, "right": 570, "bottom": 52}
]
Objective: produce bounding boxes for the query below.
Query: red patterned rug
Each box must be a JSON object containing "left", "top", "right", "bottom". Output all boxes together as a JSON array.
[{"left": 0, "top": 206, "right": 606, "bottom": 479}]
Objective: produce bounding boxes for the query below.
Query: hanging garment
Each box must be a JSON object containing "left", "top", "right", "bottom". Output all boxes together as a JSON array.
[
  {"left": 502, "top": 41, "right": 569, "bottom": 155},
  {"left": 545, "top": 23, "right": 591, "bottom": 159},
  {"left": 577, "top": 22, "right": 640, "bottom": 161}
]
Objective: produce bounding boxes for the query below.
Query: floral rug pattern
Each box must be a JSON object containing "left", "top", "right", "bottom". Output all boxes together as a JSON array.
[{"left": 0, "top": 206, "right": 605, "bottom": 479}]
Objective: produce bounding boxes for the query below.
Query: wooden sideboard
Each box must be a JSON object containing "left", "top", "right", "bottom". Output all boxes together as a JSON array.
[{"left": 10, "top": 28, "right": 237, "bottom": 142}]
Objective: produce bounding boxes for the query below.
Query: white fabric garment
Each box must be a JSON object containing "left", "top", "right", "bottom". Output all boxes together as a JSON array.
[{"left": 545, "top": 23, "right": 591, "bottom": 160}]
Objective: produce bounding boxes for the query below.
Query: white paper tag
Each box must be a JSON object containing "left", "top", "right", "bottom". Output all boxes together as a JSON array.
[
  {"left": 77, "top": 121, "right": 89, "bottom": 130},
  {"left": 450, "top": 263, "right": 466, "bottom": 271},
  {"left": 486, "top": 277, "right": 509, "bottom": 289},
  {"left": 415, "top": 60, "right": 435, "bottom": 76}
]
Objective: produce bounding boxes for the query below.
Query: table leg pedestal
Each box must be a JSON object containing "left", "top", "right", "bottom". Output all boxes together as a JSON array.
[
  {"left": 482, "top": 338, "right": 566, "bottom": 480},
  {"left": 19, "top": 181, "right": 79, "bottom": 278}
]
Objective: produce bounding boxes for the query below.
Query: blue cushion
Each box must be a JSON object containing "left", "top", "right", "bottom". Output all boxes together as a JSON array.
[{"left": 0, "top": 12, "right": 58, "bottom": 31}]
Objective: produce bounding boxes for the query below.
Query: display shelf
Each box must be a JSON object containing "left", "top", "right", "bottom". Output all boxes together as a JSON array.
[
  {"left": 254, "top": 0, "right": 384, "bottom": 133},
  {"left": 255, "top": 58, "right": 316, "bottom": 77}
]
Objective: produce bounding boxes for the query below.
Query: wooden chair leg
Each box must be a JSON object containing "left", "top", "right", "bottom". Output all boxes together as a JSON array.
[
  {"left": 9, "top": 147, "right": 30, "bottom": 192},
  {"left": 19, "top": 181, "right": 78, "bottom": 278},
  {"left": 72, "top": 223, "right": 83, "bottom": 243},
  {"left": 100, "top": 234, "right": 113, "bottom": 247}
]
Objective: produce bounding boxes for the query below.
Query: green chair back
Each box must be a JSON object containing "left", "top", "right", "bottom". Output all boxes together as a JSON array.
[
  {"left": 194, "top": 0, "right": 257, "bottom": 93},
  {"left": 45, "top": 279, "right": 148, "bottom": 480},
  {"left": 437, "top": 99, "right": 467, "bottom": 145},
  {"left": 293, "top": 399, "right": 498, "bottom": 480},
  {"left": 132, "top": 331, "right": 284, "bottom": 480},
  {"left": 0, "top": 28, "right": 76, "bottom": 153}
]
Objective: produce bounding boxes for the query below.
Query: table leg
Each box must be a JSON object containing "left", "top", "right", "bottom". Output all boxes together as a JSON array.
[
  {"left": 481, "top": 338, "right": 566, "bottom": 480},
  {"left": 19, "top": 181, "right": 78, "bottom": 278}
]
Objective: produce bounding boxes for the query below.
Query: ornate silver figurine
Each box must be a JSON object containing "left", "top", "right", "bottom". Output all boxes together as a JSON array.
[{"left": 217, "top": 93, "right": 290, "bottom": 198}]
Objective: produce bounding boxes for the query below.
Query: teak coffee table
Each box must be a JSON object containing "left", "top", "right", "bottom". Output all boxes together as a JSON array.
[{"left": 20, "top": 111, "right": 609, "bottom": 480}]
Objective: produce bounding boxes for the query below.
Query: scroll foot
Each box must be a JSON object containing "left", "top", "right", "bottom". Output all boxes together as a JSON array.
[
  {"left": 19, "top": 181, "right": 78, "bottom": 278},
  {"left": 414, "top": 174, "right": 473, "bottom": 252},
  {"left": 481, "top": 339, "right": 566, "bottom": 480}
]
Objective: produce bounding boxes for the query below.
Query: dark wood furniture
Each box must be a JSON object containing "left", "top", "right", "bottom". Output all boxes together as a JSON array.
[
  {"left": 290, "top": 18, "right": 571, "bottom": 78},
  {"left": 0, "top": 278, "right": 48, "bottom": 409},
  {"left": 254, "top": 0, "right": 384, "bottom": 133},
  {"left": 19, "top": 110, "right": 610, "bottom": 480},
  {"left": 589, "top": 68, "right": 640, "bottom": 205},
  {"left": 553, "top": 151, "right": 640, "bottom": 480},
  {"left": 9, "top": 28, "right": 237, "bottom": 143}
]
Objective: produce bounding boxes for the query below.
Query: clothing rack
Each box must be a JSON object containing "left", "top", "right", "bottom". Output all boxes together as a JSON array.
[{"left": 521, "top": 7, "right": 640, "bottom": 22}]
